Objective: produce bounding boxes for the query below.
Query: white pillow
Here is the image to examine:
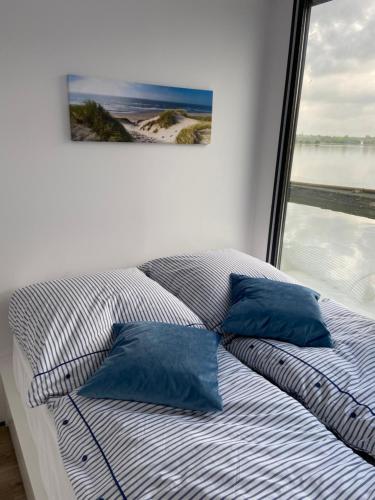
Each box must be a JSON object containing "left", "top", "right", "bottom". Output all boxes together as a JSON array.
[
  {"left": 9, "top": 267, "right": 204, "bottom": 406},
  {"left": 139, "top": 249, "right": 295, "bottom": 331}
]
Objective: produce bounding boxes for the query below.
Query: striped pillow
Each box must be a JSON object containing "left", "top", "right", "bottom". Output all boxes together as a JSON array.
[
  {"left": 9, "top": 268, "right": 204, "bottom": 406},
  {"left": 139, "top": 249, "right": 295, "bottom": 331}
]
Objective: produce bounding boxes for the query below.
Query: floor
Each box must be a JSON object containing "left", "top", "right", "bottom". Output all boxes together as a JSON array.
[{"left": 0, "top": 426, "right": 26, "bottom": 499}]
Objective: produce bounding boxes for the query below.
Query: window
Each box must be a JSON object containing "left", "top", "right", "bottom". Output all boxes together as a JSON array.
[{"left": 269, "top": 0, "right": 375, "bottom": 318}]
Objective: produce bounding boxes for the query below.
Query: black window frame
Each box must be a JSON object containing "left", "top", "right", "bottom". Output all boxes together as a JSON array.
[{"left": 266, "top": 0, "right": 332, "bottom": 266}]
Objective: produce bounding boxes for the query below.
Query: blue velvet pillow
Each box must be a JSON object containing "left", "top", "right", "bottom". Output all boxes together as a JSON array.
[
  {"left": 222, "top": 275, "right": 332, "bottom": 348},
  {"left": 78, "top": 321, "right": 223, "bottom": 412}
]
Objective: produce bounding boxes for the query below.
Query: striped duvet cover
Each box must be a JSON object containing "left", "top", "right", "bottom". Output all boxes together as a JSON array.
[
  {"left": 140, "top": 249, "right": 375, "bottom": 460},
  {"left": 50, "top": 346, "right": 375, "bottom": 500},
  {"left": 225, "top": 298, "right": 375, "bottom": 459}
]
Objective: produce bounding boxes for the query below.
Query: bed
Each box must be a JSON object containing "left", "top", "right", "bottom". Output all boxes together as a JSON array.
[
  {"left": 140, "top": 248, "right": 375, "bottom": 459},
  {"left": 7, "top": 262, "right": 375, "bottom": 499},
  {"left": 10, "top": 339, "right": 375, "bottom": 499},
  {"left": 12, "top": 337, "right": 74, "bottom": 499}
]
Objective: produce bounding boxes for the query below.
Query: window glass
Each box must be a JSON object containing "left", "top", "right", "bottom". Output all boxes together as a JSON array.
[{"left": 280, "top": 0, "right": 375, "bottom": 318}]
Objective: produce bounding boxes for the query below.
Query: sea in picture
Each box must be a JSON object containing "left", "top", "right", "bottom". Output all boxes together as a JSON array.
[{"left": 67, "top": 75, "right": 213, "bottom": 144}]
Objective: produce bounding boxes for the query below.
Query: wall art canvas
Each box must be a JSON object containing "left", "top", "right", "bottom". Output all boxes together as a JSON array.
[{"left": 67, "top": 75, "right": 213, "bottom": 144}]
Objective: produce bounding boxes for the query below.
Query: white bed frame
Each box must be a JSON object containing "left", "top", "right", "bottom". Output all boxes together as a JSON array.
[
  {"left": 1, "top": 352, "right": 75, "bottom": 500},
  {"left": 1, "top": 355, "right": 48, "bottom": 500}
]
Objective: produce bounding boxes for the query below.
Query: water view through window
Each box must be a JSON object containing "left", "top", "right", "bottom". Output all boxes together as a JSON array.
[{"left": 280, "top": 0, "right": 375, "bottom": 318}]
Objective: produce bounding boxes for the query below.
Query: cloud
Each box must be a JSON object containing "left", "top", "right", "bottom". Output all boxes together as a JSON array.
[
  {"left": 67, "top": 75, "right": 135, "bottom": 97},
  {"left": 297, "top": 0, "right": 375, "bottom": 135}
]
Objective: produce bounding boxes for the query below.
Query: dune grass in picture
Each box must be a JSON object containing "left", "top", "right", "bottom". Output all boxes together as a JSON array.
[{"left": 67, "top": 75, "right": 213, "bottom": 144}]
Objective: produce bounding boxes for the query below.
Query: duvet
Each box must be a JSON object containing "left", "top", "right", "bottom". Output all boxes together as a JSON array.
[
  {"left": 225, "top": 298, "right": 375, "bottom": 459},
  {"left": 50, "top": 346, "right": 375, "bottom": 500},
  {"left": 140, "top": 249, "right": 375, "bottom": 460}
]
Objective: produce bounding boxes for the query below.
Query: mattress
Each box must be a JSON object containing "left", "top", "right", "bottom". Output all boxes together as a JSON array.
[{"left": 12, "top": 338, "right": 75, "bottom": 500}]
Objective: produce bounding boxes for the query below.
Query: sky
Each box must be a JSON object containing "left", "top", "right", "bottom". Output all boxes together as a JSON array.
[
  {"left": 68, "top": 75, "right": 213, "bottom": 108},
  {"left": 297, "top": 0, "right": 375, "bottom": 136}
]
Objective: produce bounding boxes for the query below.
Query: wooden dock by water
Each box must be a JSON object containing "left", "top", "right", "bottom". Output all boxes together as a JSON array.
[{"left": 289, "top": 182, "right": 375, "bottom": 219}]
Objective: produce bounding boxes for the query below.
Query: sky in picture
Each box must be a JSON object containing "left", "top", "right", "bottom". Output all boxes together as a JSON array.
[
  {"left": 68, "top": 75, "right": 213, "bottom": 107},
  {"left": 297, "top": 0, "right": 375, "bottom": 136}
]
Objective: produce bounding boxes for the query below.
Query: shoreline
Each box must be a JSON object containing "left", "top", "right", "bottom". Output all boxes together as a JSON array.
[
  {"left": 112, "top": 110, "right": 211, "bottom": 122},
  {"left": 296, "top": 142, "right": 375, "bottom": 148}
]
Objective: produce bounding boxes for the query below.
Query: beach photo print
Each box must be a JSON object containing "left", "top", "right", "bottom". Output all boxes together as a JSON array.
[{"left": 67, "top": 75, "right": 213, "bottom": 144}]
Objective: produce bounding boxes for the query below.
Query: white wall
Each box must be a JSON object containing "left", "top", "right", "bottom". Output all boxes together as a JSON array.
[
  {"left": 249, "top": 1, "right": 294, "bottom": 258},
  {"left": 0, "top": 0, "right": 293, "bottom": 359}
]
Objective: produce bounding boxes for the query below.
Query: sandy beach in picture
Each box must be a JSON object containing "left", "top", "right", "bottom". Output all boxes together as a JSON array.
[{"left": 67, "top": 75, "right": 213, "bottom": 144}]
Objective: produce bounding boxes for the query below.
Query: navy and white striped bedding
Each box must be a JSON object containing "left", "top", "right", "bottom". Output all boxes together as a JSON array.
[
  {"left": 139, "top": 248, "right": 295, "bottom": 331},
  {"left": 9, "top": 268, "right": 204, "bottom": 407},
  {"left": 51, "top": 346, "right": 375, "bottom": 500},
  {"left": 140, "top": 249, "right": 375, "bottom": 458},
  {"left": 225, "top": 298, "right": 375, "bottom": 458}
]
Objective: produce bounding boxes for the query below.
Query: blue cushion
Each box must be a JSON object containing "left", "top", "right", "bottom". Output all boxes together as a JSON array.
[
  {"left": 222, "top": 275, "right": 332, "bottom": 348},
  {"left": 78, "top": 321, "right": 223, "bottom": 412}
]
